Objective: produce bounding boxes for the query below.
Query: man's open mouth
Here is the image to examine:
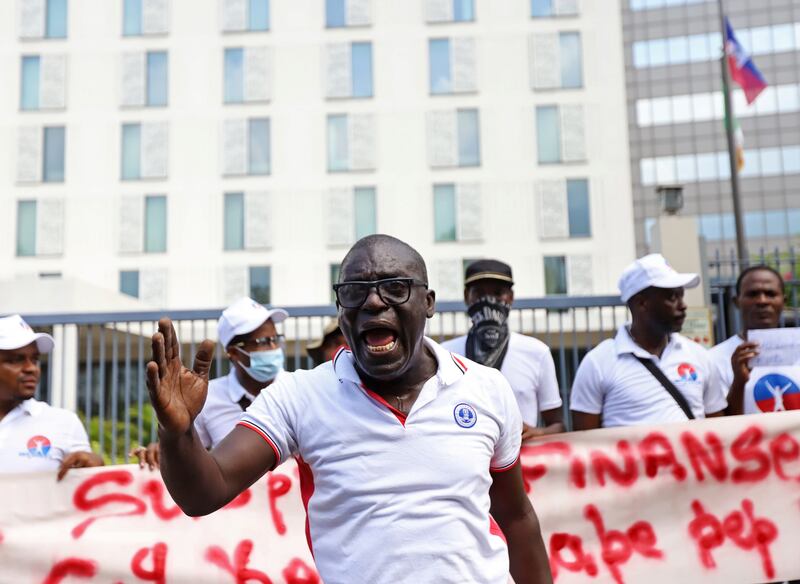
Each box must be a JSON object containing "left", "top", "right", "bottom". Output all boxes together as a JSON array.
[{"left": 362, "top": 328, "right": 398, "bottom": 353}]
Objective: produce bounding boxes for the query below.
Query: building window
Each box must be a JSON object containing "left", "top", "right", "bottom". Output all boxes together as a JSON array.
[
  {"left": 326, "top": 0, "right": 346, "bottom": 27},
  {"left": 224, "top": 192, "right": 245, "bottom": 250},
  {"left": 249, "top": 266, "right": 271, "bottom": 304},
  {"left": 20, "top": 56, "right": 40, "bottom": 110},
  {"left": 429, "top": 39, "right": 450, "bottom": 94},
  {"left": 544, "top": 256, "right": 567, "bottom": 295},
  {"left": 531, "top": 0, "right": 578, "bottom": 18},
  {"left": 146, "top": 51, "right": 168, "bottom": 106},
  {"left": 324, "top": 42, "right": 373, "bottom": 99},
  {"left": 536, "top": 106, "right": 560, "bottom": 164},
  {"left": 122, "top": 0, "right": 169, "bottom": 35},
  {"left": 327, "top": 113, "right": 378, "bottom": 172},
  {"left": 351, "top": 42, "right": 373, "bottom": 98},
  {"left": 428, "top": 38, "right": 476, "bottom": 95},
  {"left": 16, "top": 200, "right": 37, "bottom": 257},
  {"left": 425, "top": 0, "right": 474, "bottom": 23},
  {"left": 46, "top": 0, "right": 67, "bottom": 38},
  {"left": 433, "top": 184, "right": 457, "bottom": 242},
  {"left": 144, "top": 195, "right": 167, "bottom": 253},
  {"left": 566, "top": 179, "right": 590, "bottom": 237},
  {"left": 224, "top": 48, "right": 244, "bottom": 103},
  {"left": 330, "top": 263, "right": 340, "bottom": 302},
  {"left": 120, "top": 270, "right": 140, "bottom": 298},
  {"left": 353, "top": 187, "right": 376, "bottom": 239},
  {"left": 457, "top": 109, "right": 480, "bottom": 167},
  {"left": 121, "top": 123, "right": 141, "bottom": 179},
  {"left": 432, "top": 183, "right": 482, "bottom": 242},
  {"left": 43, "top": 126, "right": 65, "bottom": 182},
  {"left": 559, "top": 32, "right": 582, "bottom": 88},
  {"left": 248, "top": 0, "right": 270, "bottom": 30},
  {"left": 123, "top": 0, "right": 143, "bottom": 35},
  {"left": 223, "top": 47, "right": 271, "bottom": 103},
  {"left": 248, "top": 118, "right": 270, "bottom": 175},
  {"left": 453, "top": 0, "right": 474, "bottom": 21}
]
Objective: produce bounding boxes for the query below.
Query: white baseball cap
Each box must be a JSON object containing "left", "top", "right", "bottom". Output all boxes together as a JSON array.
[
  {"left": 218, "top": 298, "right": 289, "bottom": 348},
  {"left": 618, "top": 254, "right": 700, "bottom": 303},
  {"left": 0, "top": 314, "right": 55, "bottom": 353}
]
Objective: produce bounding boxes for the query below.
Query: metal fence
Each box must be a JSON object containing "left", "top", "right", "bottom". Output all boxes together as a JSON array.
[
  {"left": 23, "top": 296, "right": 627, "bottom": 461},
  {"left": 21, "top": 246, "right": 800, "bottom": 463}
]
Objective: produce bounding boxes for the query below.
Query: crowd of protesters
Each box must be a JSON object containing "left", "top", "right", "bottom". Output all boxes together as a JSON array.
[{"left": 0, "top": 234, "right": 792, "bottom": 584}]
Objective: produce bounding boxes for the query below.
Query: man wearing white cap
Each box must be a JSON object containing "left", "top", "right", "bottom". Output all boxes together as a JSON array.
[
  {"left": 132, "top": 298, "right": 289, "bottom": 468},
  {"left": 570, "top": 254, "right": 727, "bottom": 430},
  {"left": 0, "top": 315, "right": 103, "bottom": 478}
]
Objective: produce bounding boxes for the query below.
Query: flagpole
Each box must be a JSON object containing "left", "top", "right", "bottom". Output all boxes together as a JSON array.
[{"left": 717, "top": 0, "right": 748, "bottom": 265}]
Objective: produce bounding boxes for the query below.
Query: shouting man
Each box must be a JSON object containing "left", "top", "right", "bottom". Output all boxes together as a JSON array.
[
  {"left": 442, "top": 259, "right": 563, "bottom": 439},
  {"left": 146, "top": 235, "right": 552, "bottom": 584}
]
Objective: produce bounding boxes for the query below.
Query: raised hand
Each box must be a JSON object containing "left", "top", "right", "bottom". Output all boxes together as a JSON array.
[
  {"left": 731, "top": 341, "right": 759, "bottom": 386},
  {"left": 146, "top": 318, "right": 216, "bottom": 435}
]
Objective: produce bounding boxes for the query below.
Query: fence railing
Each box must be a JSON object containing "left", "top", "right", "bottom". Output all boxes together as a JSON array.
[
  {"left": 21, "top": 244, "right": 800, "bottom": 463},
  {"left": 22, "top": 296, "right": 627, "bottom": 461}
]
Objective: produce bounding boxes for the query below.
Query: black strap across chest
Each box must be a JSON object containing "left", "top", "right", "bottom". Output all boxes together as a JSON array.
[{"left": 634, "top": 356, "right": 695, "bottom": 420}]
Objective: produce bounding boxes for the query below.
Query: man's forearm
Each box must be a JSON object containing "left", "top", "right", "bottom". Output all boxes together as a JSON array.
[
  {"left": 505, "top": 507, "right": 553, "bottom": 584},
  {"left": 725, "top": 379, "right": 745, "bottom": 416},
  {"left": 158, "top": 427, "right": 231, "bottom": 516}
]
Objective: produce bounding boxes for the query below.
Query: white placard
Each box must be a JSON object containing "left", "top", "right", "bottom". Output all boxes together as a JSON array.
[{"left": 750, "top": 329, "right": 800, "bottom": 367}]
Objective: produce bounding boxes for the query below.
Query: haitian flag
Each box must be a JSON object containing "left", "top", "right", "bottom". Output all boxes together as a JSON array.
[{"left": 725, "top": 18, "right": 767, "bottom": 104}]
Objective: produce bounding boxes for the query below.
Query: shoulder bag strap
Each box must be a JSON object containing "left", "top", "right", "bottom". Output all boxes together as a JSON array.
[{"left": 634, "top": 356, "right": 695, "bottom": 420}]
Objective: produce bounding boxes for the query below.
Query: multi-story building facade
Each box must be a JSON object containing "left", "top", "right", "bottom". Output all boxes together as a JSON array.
[
  {"left": 622, "top": 0, "right": 800, "bottom": 259},
  {"left": 1, "top": 0, "right": 635, "bottom": 312}
]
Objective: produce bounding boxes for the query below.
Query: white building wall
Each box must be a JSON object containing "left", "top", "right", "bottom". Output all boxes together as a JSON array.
[{"left": 0, "top": 0, "right": 635, "bottom": 311}]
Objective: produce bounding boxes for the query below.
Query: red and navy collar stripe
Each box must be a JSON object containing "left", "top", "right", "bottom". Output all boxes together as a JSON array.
[{"left": 450, "top": 353, "right": 468, "bottom": 375}]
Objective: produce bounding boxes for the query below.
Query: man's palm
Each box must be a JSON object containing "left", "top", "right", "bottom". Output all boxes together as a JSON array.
[{"left": 146, "top": 318, "right": 216, "bottom": 435}]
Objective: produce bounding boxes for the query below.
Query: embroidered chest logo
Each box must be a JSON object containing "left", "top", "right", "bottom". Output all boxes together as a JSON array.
[
  {"left": 753, "top": 373, "right": 800, "bottom": 413},
  {"left": 454, "top": 403, "right": 477, "bottom": 428},
  {"left": 676, "top": 363, "right": 698, "bottom": 382},
  {"left": 26, "top": 435, "right": 52, "bottom": 458}
]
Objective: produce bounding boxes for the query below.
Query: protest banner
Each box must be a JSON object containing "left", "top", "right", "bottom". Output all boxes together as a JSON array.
[{"left": 2, "top": 411, "right": 800, "bottom": 583}]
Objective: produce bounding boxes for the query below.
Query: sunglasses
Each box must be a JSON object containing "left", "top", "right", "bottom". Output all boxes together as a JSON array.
[
  {"left": 231, "top": 335, "right": 285, "bottom": 351},
  {"left": 333, "top": 278, "right": 428, "bottom": 309}
]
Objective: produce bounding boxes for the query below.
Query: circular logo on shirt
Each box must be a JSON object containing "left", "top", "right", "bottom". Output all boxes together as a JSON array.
[
  {"left": 753, "top": 373, "right": 800, "bottom": 413},
  {"left": 677, "top": 363, "right": 698, "bottom": 382},
  {"left": 26, "top": 435, "right": 51, "bottom": 458},
  {"left": 454, "top": 403, "right": 477, "bottom": 428}
]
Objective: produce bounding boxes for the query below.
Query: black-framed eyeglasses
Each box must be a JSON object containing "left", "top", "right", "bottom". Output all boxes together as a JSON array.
[
  {"left": 333, "top": 278, "right": 428, "bottom": 309},
  {"left": 231, "top": 335, "right": 285, "bottom": 351}
]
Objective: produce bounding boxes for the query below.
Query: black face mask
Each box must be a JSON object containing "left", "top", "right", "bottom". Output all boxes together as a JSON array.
[{"left": 465, "top": 296, "right": 511, "bottom": 370}]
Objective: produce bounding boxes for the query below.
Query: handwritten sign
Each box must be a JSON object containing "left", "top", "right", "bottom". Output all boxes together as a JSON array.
[
  {"left": 750, "top": 328, "right": 800, "bottom": 367},
  {"left": 2, "top": 413, "right": 800, "bottom": 582}
]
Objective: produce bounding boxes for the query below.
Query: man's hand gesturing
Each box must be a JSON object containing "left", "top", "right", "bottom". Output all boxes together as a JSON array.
[{"left": 146, "top": 318, "right": 216, "bottom": 435}]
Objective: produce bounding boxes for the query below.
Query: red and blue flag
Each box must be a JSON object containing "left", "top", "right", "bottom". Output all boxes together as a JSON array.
[{"left": 725, "top": 18, "right": 767, "bottom": 104}]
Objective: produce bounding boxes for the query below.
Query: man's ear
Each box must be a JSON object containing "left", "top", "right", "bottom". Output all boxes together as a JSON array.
[{"left": 426, "top": 289, "right": 436, "bottom": 318}]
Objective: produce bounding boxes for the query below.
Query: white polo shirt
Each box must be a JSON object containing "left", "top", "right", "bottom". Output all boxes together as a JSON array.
[
  {"left": 710, "top": 334, "right": 800, "bottom": 415},
  {"left": 442, "top": 331, "right": 562, "bottom": 426},
  {"left": 0, "top": 399, "right": 91, "bottom": 473},
  {"left": 195, "top": 369, "right": 285, "bottom": 449},
  {"left": 239, "top": 337, "right": 522, "bottom": 584},
  {"left": 570, "top": 325, "right": 728, "bottom": 427}
]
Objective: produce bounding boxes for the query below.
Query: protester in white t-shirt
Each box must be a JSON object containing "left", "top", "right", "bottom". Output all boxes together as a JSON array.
[
  {"left": 571, "top": 254, "right": 728, "bottom": 429},
  {"left": 131, "top": 298, "right": 288, "bottom": 468},
  {"left": 146, "top": 235, "right": 552, "bottom": 584},
  {"left": 0, "top": 315, "right": 103, "bottom": 479},
  {"left": 442, "top": 259, "right": 563, "bottom": 439},
  {"left": 709, "top": 265, "right": 789, "bottom": 415}
]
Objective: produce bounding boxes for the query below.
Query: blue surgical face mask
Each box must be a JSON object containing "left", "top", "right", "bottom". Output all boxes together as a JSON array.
[{"left": 236, "top": 347, "right": 284, "bottom": 383}]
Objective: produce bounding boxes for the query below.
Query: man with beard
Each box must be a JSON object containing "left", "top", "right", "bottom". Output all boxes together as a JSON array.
[
  {"left": 442, "top": 260, "right": 563, "bottom": 439},
  {"left": 0, "top": 314, "right": 103, "bottom": 479},
  {"left": 571, "top": 254, "right": 727, "bottom": 429},
  {"left": 709, "top": 265, "right": 789, "bottom": 415},
  {"left": 145, "top": 235, "right": 552, "bottom": 584}
]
